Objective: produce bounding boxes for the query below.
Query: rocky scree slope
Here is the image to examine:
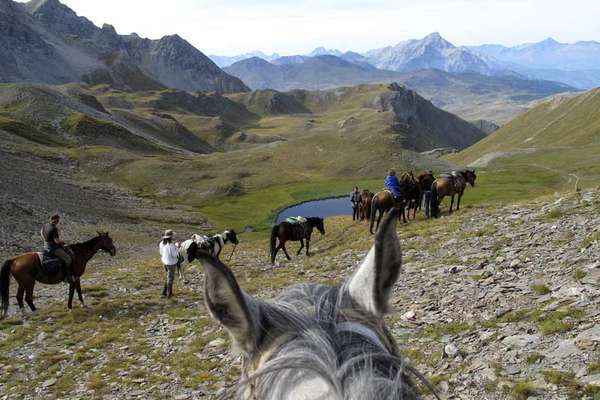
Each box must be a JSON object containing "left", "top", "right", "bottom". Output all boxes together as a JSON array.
[{"left": 0, "top": 189, "right": 599, "bottom": 399}]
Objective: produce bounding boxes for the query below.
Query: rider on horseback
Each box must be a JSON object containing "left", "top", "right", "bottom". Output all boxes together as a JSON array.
[
  {"left": 384, "top": 169, "right": 402, "bottom": 202},
  {"left": 41, "top": 213, "right": 74, "bottom": 284}
]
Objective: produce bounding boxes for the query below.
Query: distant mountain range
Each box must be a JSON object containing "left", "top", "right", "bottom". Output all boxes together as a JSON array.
[
  {"left": 209, "top": 51, "right": 281, "bottom": 68},
  {"left": 0, "top": 0, "right": 248, "bottom": 93},
  {"left": 224, "top": 55, "right": 573, "bottom": 124},
  {"left": 212, "top": 33, "right": 600, "bottom": 89}
]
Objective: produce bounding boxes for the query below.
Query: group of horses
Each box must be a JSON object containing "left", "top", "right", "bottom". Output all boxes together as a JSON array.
[{"left": 358, "top": 169, "right": 477, "bottom": 233}]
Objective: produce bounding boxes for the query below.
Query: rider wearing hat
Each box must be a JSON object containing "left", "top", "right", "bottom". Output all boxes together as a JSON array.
[
  {"left": 41, "top": 213, "right": 74, "bottom": 284},
  {"left": 159, "top": 229, "right": 179, "bottom": 298}
]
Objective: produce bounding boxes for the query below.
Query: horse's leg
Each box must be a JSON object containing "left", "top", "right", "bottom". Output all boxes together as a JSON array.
[
  {"left": 25, "top": 284, "right": 36, "bottom": 312},
  {"left": 281, "top": 244, "right": 292, "bottom": 260},
  {"left": 16, "top": 285, "right": 25, "bottom": 311},
  {"left": 457, "top": 191, "right": 463, "bottom": 210},
  {"left": 272, "top": 242, "right": 282, "bottom": 264},
  {"left": 306, "top": 240, "right": 311, "bottom": 257},
  {"left": 68, "top": 283, "right": 75, "bottom": 310},
  {"left": 76, "top": 280, "right": 84, "bottom": 306},
  {"left": 449, "top": 194, "right": 455, "bottom": 213},
  {"left": 297, "top": 239, "right": 304, "bottom": 256}
]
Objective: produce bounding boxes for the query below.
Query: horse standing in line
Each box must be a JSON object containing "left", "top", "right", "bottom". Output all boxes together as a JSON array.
[
  {"left": 358, "top": 190, "right": 374, "bottom": 221},
  {"left": 197, "top": 208, "right": 437, "bottom": 400},
  {"left": 178, "top": 230, "right": 239, "bottom": 283},
  {"left": 431, "top": 170, "right": 477, "bottom": 218},
  {"left": 399, "top": 172, "right": 421, "bottom": 221},
  {"left": 370, "top": 174, "right": 416, "bottom": 232},
  {"left": 270, "top": 217, "right": 325, "bottom": 264},
  {"left": 1, "top": 232, "right": 116, "bottom": 318}
]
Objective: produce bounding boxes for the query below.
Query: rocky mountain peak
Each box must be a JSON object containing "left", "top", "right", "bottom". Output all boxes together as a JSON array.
[
  {"left": 421, "top": 32, "right": 454, "bottom": 49},
  {"left": 24, "top": 0, "right": 61, "bottom": 14}
]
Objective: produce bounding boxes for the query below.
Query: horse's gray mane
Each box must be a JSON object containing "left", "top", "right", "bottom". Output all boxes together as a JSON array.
[{"left": 224, "top": 283, "right": 429, "bottom": 400}]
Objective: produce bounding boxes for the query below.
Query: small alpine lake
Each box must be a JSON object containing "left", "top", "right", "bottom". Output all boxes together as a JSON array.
[{"left": 276, "top": 196, "right": 353, "bottom": 223}]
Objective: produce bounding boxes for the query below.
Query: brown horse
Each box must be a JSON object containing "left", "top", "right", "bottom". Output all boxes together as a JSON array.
[
  {"left": 358, "top": 190, "right": 374, "bottom": 221},
  {"left": 431, "top": 170, "right": 477, "bottom": 218},
  {"left": 270, "top": 217, "right": 325, "bottom": 264},
  {"left": 1, "top": 232, "right": 116, "bottom": 318},
  {"left": 369, "top": 190, "right": 398, "bottom": 233},
  {"left": 400, "top": 172, "right": 421, "bottom": 221}
]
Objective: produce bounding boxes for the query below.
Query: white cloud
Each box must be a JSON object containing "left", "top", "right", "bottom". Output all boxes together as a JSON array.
[{"left": 18, "top": 0, "right": 600, "bottom": 55}]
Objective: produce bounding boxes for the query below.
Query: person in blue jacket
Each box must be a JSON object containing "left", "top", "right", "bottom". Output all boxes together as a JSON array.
[{"left": 385, "top": 169, "right": 401, "bottom": 200}]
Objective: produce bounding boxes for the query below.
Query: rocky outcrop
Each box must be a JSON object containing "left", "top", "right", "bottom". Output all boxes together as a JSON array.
[{"left": 372, "top": 83, "right": 486, "bottom": 151}]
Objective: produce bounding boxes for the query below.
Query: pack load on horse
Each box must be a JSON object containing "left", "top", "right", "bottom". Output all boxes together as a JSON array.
[
  {"left": 431, "top": 169, "right": 477, "bottom": 218},
  {"left": 271, "top": 216, "right": 324, "bottom": 264},
  {"left": 359, "top": 189, "right": 374, "bottom": 221},
  {"left": 196, "top": 208, "right": 438, "bottom": 400},
  {"left": 1, "top": 231, "right": 116, "bottom": 318},
  {"left": 177, "top": 230, "right": 239, "bottom": 282}
]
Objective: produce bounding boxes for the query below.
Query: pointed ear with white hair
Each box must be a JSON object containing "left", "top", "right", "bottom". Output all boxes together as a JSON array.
[
  {"left": 345, "top": 207, "right": 402, "bottom": 316},
  {"left": 197, "top": 253, "right": 261, "bottom": 354}
]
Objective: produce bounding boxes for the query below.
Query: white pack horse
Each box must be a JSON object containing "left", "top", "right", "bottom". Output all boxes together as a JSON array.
[{"left": 177, "top": 230, "right": 239, "bottom": 283}]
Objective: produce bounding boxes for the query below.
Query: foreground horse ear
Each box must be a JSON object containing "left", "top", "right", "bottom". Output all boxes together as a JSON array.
[
  {"left": 346, "top": 208, "right": 402, "bottom": 316},
  {"left": 198, "top": 254, "right": 260, "bottom": 354}
]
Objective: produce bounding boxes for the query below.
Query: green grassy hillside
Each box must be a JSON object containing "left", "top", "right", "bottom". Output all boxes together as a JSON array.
[
  {"left": 1, "top": 81, "right": 488, "bottom": 233},
  {"left": 448, "top": 88, "right": 600, "bottom": 191}
]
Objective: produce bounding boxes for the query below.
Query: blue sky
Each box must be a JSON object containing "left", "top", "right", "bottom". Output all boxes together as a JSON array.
[{"left": 24, "top": 0, "right": 600, "bottom": 55}]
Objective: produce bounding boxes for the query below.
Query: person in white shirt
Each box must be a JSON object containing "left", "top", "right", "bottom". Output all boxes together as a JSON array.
[{"left": 159, "top": 229, "right": 179, "bottom": 298}]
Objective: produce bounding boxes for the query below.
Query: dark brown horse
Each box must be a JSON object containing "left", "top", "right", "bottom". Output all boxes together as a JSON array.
[
  {"left": 400, "top": 172, "right": 421, "bottom": 221},
  {"left": 270, "top": 217, "right": 325, "bottom": 264},
  {"left": 1, "top": 232, "right": 116, "bottom": 318},
  {"left": 431, "top": 170, "right": 477, "bottom": 218},
  {"left": 358, "top": 190, "right": 374, "bottom": 221}
]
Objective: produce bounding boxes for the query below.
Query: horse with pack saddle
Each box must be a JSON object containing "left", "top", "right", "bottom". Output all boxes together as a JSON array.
[
  {"left": 431, "top": 169, "right": 477, "bottom": 218},
  {"left": 177, "top": 230, "right": 239, "bottom": 283},
  {"left": 270, "top": 216, "right": 325, "bottom": 264}
]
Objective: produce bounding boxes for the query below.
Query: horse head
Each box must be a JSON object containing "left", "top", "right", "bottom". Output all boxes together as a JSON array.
[
  {"left": 312, "top": 217, "right": 325, "bottom": 235},
  {"left": 96, "top": 231, "right": 116, "bottom": 256},
  {"left": 463, "top": 169, "right": 477, "bottom": 187},
  {"left": 197, "top": 209, "right": 428, "bottom": 399},
  {"left": 225, "top": 229, "right": 239, "bottom": 245}
]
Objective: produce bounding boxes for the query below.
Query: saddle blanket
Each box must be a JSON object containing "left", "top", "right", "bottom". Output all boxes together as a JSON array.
[
  {"left": 37, "top": 252, "right": 61, "bottom": 275},
  {"left": 285, "top": 216, "right": 307, "bottom": 224}
]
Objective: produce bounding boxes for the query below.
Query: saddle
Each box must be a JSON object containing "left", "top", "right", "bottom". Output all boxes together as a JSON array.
[
  {"left": 198, "top": 235, "right": 217, "bottom": 252},
  {"left": 285, "top": 216, "right": 307, "bottom": 225},
  {"left": 37, "top": 251, "right": 62, "bottom": 275}
]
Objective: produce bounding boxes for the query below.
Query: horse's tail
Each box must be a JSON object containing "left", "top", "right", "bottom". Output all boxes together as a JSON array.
[
  {"left": 369, "top": 196, "right": 378, "bottom": 234},
  {"left": 0, "top": 259, "right": 11, "bottom": 318},
  {"left": 431, "top": 182, "right": 439, "bottom": 218},
  {"left": 270, "top": 225, "right": 279, "bottom": 263}
]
